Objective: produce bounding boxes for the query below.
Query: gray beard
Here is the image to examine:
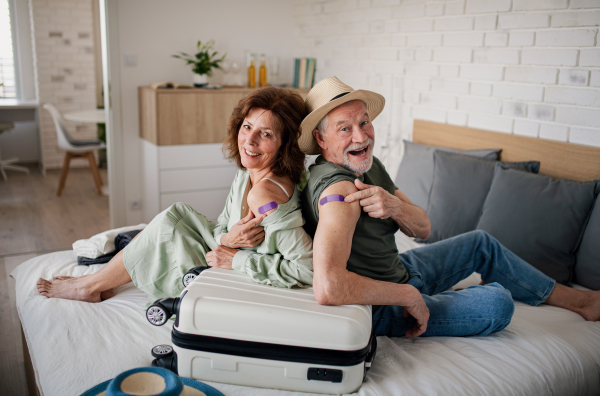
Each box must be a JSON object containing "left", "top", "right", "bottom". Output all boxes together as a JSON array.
[
  {"left": 342, "top": 155, "right": 373, "bottom": 174},
  {"left": 342, "top": 139, "right": 374, "bottom": 174}
]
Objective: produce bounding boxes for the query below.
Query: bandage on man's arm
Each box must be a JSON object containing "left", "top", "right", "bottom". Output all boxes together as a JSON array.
[
  {"left": 312, "top": 181, "right": 422, "bottom": 307},
  {"left": 319, "top": 194, "right": 345, "bottom": 205}
]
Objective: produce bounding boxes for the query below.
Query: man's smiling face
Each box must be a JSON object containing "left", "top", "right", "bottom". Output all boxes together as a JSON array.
[{"left": 313, "top": 100, "right": 375, "bottom": 175}]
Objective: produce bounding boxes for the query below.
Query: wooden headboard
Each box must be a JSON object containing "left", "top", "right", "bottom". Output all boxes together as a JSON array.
[{"left": 413, "top": 120, "right": 600, "bottom": 182}]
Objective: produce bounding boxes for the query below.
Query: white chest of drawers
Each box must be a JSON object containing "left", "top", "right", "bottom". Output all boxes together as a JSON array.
[{"left": 142, "top": 140, "right": 237, "bottom": 222}]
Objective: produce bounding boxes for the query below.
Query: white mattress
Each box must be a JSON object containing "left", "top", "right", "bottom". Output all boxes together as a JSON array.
[{"left": 12, "top": 232, "right": 600, "bottom": 396}]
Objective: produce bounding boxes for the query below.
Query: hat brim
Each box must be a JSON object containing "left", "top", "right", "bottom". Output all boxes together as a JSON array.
[
  {"left": 81, "top": 371, "right": 224, "bottom": 396},
  {"left": 299, "top": 90, "right": 385, "bottom": 155}
]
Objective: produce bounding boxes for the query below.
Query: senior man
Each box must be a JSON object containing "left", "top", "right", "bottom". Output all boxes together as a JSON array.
[{"left": 300, "top": 77, "right": 600, "bottom": 338}]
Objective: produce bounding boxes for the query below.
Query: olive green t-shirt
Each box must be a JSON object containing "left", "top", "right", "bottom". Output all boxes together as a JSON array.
[{"left": 302, "top": 155, "right": 409, "bottom": 284}]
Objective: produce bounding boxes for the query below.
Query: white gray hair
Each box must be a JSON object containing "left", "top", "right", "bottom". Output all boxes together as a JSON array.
[
  {"left": 316, "top": 114, "right": 329, "bottom": 136},
  {"left": 315, "top": 99, "right": 369, "bottom": 136}
]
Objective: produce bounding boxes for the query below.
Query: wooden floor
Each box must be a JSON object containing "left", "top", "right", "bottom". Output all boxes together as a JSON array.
[{"left": 0, "top": 164, "right": 109, "bottom": 395}]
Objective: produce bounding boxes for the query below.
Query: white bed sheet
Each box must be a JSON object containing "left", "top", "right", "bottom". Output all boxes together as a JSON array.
[{"left": 11, "top": 233, "right": 600, "bottom": 396}]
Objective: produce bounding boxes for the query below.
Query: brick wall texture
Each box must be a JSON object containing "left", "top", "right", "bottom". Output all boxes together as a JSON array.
[
  {"left": 30, "top": 0, "right": 97, "bottom": 170},
  {"left": 294, "top": 0, "right": 600, "bottom": 173}
]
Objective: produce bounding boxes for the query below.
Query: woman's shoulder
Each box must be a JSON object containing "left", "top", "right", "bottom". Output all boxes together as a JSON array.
[{"left": 247, "top": 177, "right": 293, "bottom": 216}]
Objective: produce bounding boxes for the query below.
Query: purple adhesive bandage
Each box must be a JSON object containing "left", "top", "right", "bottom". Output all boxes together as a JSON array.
[
  {"left": 258, "top": 201, "right": 278, "bottom": 214},
  {"left": 319, "top": 194, "right": 346, "bottom": 205}
]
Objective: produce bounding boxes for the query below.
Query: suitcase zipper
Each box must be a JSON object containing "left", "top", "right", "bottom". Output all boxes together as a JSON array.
[{"left": 172, "top": 329, "right": 372, "bottom": 367}]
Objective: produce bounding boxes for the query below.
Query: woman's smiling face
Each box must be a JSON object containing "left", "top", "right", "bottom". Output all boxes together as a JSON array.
[{"left": 238, "top": 107, "right": 283, "bottom": 172}]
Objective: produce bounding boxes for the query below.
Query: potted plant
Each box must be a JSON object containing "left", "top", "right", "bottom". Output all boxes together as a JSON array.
[{"left": 173, "top": 40, "right": 226, "bottom": 87}]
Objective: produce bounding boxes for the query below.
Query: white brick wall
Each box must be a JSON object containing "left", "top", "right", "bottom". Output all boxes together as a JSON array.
[
  {"left": 294, "top": 0, "right": 600, "bottom": 173},
  {"left": 31, "top": 0, "right": 98, "bottom": 170}
]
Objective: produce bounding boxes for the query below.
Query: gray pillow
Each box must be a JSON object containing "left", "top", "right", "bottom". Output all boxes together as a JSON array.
[
  {"left": 423, "top": 151, "right": 540, "bottom": 243},
  {"left": 395, "top": 141, "right": 500, "bottom": 210},
  {"left": 575, "top": 192, "right": 600, "bottom": 290},
  {"left": 476, "top": 166, "right": 597, "bottom": 284}
]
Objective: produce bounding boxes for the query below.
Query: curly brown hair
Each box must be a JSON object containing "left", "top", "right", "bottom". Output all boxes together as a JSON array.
[{"left": 223, "top": 87, "right": 308, "bottom": 184}]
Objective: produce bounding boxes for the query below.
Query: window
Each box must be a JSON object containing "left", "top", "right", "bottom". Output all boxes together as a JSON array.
[{"left": 0, "top": 0, "right": 16, "bottom": 98}]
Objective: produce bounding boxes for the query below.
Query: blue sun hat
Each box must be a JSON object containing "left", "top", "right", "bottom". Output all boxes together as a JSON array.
[{"left": 81, "top": 367, "right": 224, "bottom": 396}]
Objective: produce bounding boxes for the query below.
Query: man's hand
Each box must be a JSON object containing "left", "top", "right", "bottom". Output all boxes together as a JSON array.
[
  {"left": 344, "top": 179, "right": 401, "bottom": 219},
  {"left": 221, "top": 211, "right": 266, "bottom": 248},
  {"left": 402, "top": 286, "right": 430, "bottom": 338},
  {"left": 206, "top": 245, "right": 239, "bottom": 270}
]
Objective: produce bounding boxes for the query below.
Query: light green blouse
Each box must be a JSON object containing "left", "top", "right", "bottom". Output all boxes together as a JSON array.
[
  {"left": 123, "top": 170, "right": 313, "bottom": 304},
  {"left": 214, "top": 170, "right": 314, "bottom": 288}
]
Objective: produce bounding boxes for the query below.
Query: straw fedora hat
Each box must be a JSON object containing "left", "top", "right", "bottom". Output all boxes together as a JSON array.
[
  {"left": 80, "top": 367, "right": 224, "bottom": 396},
  {"left": 299, "top": 76, "right": 385, "bottom": 155}
]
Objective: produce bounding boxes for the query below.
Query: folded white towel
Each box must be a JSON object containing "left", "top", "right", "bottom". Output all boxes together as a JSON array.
[{"left": 72, "top": 224, "right": 147, "bottom": 258}]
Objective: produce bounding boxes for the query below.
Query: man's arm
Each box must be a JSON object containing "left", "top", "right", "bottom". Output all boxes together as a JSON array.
[
  {"left": 313, "top": 181, "right": 430, "bottom": 338},
  {"left": 344, "top": 179, "right": 431, "bottom": 239},
  {"left": 392, "top": 187, "right": 431, "bottom": 239}
]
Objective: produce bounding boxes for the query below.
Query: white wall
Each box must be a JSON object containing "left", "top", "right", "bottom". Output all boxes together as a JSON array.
[
  {"left": 293, "top": 0, "right": 600, "bottom": 175},
  {"left": 30, "top": 0, "right": 98, "bottom": 170},
  {"left": 111, "top": 0, "right": 296, "bottom": 225},
  {"left": 0, "top": 0, "right": 38, "bottom": 164}
]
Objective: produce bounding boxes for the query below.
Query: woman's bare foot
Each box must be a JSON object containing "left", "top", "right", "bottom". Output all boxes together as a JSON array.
[
  {"left": 100, "top": 289, "right": 116, "bottom": 300},
  {"left": 37, "top": 277, "right": 101, "bottom": 303},
  {"left": 48, "top": 275, "right": 114, "bottom": 300},
  {"left": 52, "top": 276, "right": 75, "bottom": 281}
]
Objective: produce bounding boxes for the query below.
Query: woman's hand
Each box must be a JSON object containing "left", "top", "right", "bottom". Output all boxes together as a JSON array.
[
  {"left": 221, "top": 211, "right": 266, "bottom": 248},
  {"left": 206, "top": 245, "right": 239, "bottom": 270}
]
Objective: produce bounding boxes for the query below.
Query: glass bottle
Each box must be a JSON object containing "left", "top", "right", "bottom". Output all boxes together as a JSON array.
[
  {"left": 259, "top": 54, "right": 267, "bottom": 87},
  {"left": 247, "top": 53, "right": 256, "bottom": 88}
]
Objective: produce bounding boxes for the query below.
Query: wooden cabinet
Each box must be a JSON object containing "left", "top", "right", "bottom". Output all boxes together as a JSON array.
[
  {"left": 138, "top": 86, "right": 309, "bottom": 221},
  {"left": 139, "top": 86, "right": 309, "bottom": 146}
]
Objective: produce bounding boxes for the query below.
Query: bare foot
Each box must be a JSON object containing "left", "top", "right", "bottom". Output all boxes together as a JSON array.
[
  {"left": 52, "top": 275, "right": 90, "bottom": 281},
  {"left": 52, "top": 276, "right": 74, "bottom": 281},
  {"left": 101, "top": 289, "right": 116, "bottom": 300},
  {"left": 37, "top": 277, "right": 101, "bottom": 303},
  {"left": 48, "top": 276, "right": 115, "bottom": 301},
  {"left": 576, "top": 290, "right": 600, "bottom": 321}
]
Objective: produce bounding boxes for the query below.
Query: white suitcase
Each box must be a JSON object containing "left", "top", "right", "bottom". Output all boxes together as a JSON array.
[{"left": 146, "top": 267, "right": 376, "bottom": 394}]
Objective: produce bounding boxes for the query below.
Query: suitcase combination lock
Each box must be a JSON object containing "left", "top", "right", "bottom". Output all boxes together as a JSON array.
[{"left": 307, "top": 367, "right": 343, "bottom": 383}]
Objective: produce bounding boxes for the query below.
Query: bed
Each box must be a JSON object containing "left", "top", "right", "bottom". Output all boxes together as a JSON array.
[{"left": 13, "top": 121, "right": 600, "bottom": 396}]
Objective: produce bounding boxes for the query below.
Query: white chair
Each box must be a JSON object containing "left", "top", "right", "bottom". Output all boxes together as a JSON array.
[
  {"left": 43, "top": 103, "right": 106, "bottom": 196},
  {"left": 0, "top": 121, "right": 30, "bottom": 181}
]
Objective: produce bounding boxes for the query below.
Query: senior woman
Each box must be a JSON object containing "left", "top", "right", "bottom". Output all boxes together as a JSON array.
[{"left": 37, "top": 87, "right": 313, "bottom": 303}]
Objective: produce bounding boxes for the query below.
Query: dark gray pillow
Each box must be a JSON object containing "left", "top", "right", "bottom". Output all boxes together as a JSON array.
[
  {"left": 476, "top": 166, "right": 597, "bottom": 284},
  {"left": 575, "top": 191, "right": 600, "bottom": 290},
  {"left": 395, "top": 141, "right": 500, "bottom": 210},
  {"left": 423, "top": 151, "right": 540, "bottom": 243}
]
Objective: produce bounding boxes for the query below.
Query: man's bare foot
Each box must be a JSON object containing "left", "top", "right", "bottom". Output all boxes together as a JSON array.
[
  {"left": 575, "top": 290, "right": 600, "bottom": 321},
  {"left": 37, "top": 277, "right": 101, "bottom": 303}
]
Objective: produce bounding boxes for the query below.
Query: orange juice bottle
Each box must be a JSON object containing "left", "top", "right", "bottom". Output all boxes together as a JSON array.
[
  {"left": 248, "top": 54, "right": 256, "bottom": 88},
  {"left": 259, "top": 54, "right": 267, "bottom": 87}
]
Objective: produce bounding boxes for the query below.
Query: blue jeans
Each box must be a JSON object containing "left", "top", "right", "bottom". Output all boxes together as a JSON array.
[{"left": 372, "top": 230, "right": 556, "bottom": 337}]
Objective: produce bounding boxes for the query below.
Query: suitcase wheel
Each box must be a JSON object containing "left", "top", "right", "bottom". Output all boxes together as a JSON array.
[
  {"left": 182, "top": 266, "right": 210, "bottom": 287},
  {"left": 146, "top": 304, "right": 171, "bottom": 326},
  {"left": 151, "top": 344, "right": 174, "bottom": 359},
  {"left": 152, "top": 349, "right": 178, "bottom": 374},
  {"left": 182, "top": 272, "right": 197, "bottom": 287}
]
